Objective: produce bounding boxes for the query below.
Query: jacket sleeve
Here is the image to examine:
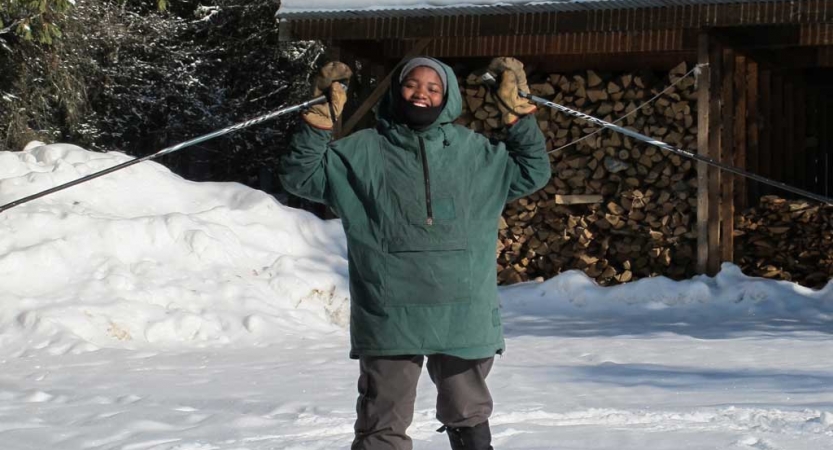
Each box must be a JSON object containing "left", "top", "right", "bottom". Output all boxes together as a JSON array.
[
  {"left": 501, "top": 114, "right": 551, "bottom": 202},
  {"left": 278, "top": 121, "right": 335, "bottom": 206}
]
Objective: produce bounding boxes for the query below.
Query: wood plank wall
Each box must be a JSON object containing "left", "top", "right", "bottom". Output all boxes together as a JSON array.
[{"left": 695, "top": 41, "right": 833, "bottom": 273}]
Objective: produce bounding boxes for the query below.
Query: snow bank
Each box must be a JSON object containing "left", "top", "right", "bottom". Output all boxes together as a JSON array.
[
  {"left": 0, "top": 143, "right": 349, "bottom": 355},
  {"left": 500, "top": 265, "right": 832, "bottom": 339},
  {"left": 503, "top": 266, "right": 832, "bottom": 317}
]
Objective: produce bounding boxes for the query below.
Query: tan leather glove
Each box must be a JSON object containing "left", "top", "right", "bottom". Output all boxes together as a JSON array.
[
  {"left": 488, "top": 57, "right": 536, "bottom": 125},
  {"left": 302, "top": 61, "right": 353, "bottom": 130}
]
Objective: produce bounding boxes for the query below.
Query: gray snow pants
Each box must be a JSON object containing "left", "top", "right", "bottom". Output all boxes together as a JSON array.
[{"left": 351, "top": 354, "right": 494, "bottom": 450}]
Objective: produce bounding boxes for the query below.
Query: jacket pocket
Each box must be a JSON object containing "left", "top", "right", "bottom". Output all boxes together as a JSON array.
[{"left": 385, "top": 237, "right": 471, "bottom": 306}]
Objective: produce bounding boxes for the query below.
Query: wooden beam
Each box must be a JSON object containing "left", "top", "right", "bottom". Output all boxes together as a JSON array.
[
  {"left": 696, "top": 32, "right": 711, "bottom": 275},
  {"left": 720, "top": 48, "right": 735, "bottom": 265},
  {"left": 340, "top": 38, "right": 433, "bottom": 137}
]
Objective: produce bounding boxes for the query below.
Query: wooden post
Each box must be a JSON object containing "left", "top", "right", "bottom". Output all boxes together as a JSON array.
[
  {"left": 794, "top": 79, "right": 806, "bottom": 192},
  {"left": 746, "top": 60, "right": 759, "bottom": 206},
  {"left": 806, "top": 85, "right": 818, "bottom": 194},
  {"left": 325, "top": 46, "right": 344, "bottom": 138},
  {"left": 733, "top": 55, "right": 747, "bottom": 211},
  {"left": 772, "top": 74, "right": 784, "bottom": 193},
  {"left": 720, "top": 49, "right": 735, "bottom": 265},
  {"left": 759, "top": 69, "right": 772, "bottom": 204},
  {"left": 823, "top": 94, "right": 829, "bottom": 197},
  {"left": 707, "top": 39, "right": 723, "bottom": 275},
  {"left": 696, "top": 32, "right": 712, "bottom": 275},
  {"left": 819, "top": 89, "right": 833, "bottom": 196},
  {"left": 348, "top": 57, "right": 375, "bottom": 131},
  {"left": 784, "top": 78, "right": 795, "bottom": 187},
  {"left": 824, "top": 92, "right": 832, "bottom": 197}
]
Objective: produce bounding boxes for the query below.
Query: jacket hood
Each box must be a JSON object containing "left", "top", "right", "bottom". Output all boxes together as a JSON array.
[{"left": 376, "top": 57, "right": 462, "bottom": 131}]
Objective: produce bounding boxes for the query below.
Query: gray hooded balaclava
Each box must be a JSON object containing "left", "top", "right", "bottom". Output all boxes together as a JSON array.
[
  {"left": 398, "top": 57, "right": 449, "bottom": 95},
  {"left": 387, "top": 57, "right": 458, "bottom": 130}
]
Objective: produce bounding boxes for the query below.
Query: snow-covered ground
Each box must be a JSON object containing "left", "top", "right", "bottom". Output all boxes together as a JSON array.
[{"left": 1, "top": 143, "right": 831, "bottom": 450}]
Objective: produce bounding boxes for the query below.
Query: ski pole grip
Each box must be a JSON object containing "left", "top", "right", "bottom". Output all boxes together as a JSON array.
[
  {"left": 321, "top": 82, "right": 349, "bottom": 104},
  {"left": 480, "top": 72, "right": 498, "bottom": 87},
  {"left": 480, "top": 72, "right": 531, "bottom": 100},
  {"left": 331, "top": 81, "right": 349, "bottom": 93}
]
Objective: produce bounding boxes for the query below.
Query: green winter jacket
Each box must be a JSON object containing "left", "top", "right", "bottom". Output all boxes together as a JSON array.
[{"left": 279, "top": 59, "right": 550, "bottom": 359}]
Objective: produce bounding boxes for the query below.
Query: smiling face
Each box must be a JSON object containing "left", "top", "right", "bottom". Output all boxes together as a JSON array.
[{"left": 400, "top": 66, "right": 444, "bottom": 108}]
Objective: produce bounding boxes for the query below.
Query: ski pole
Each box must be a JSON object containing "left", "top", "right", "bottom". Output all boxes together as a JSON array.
[
  {"left": 481, "top": 72, "right": 833, "bottom": 206},
  {"left": 0, "top": 94, "right": 329, "bottom": 214}
]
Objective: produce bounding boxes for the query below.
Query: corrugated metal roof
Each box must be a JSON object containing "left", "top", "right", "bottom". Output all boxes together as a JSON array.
[{"left": 276, "top": 0, "right": 782, "bottom": 20}]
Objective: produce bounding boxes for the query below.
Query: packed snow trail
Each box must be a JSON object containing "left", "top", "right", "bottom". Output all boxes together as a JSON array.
[{"left": 3, "top": 328, "right": 832, "bottom": 449}]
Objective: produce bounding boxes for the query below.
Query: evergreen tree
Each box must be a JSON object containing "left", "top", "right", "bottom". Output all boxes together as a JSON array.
[
  {"left": 0, "top": 0, "right": 73, "bottom": 45},
  {"left": 1, "top": 0, "right": 323, "bottom": 197}
]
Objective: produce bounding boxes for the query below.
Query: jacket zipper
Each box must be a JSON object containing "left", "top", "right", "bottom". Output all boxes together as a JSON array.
[{"left": 418, "top": 137, "right": 433, "bottom": 226}]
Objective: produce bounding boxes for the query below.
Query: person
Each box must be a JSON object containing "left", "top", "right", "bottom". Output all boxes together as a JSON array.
[{"left": 279, "top": 56, "right": 550, "bottom": 450}]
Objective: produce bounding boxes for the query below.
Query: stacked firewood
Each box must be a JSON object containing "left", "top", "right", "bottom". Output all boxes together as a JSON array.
[
  {"left": 456, "top": 63, "right": 700, "bottom": 285},
  {"left": 734, "top": 196, "right": 833, "bottom": 289}
]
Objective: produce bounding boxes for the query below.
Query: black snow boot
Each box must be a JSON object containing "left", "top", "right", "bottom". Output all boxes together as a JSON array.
[{"left": 442, "top": 421, "right": 494, "bottom": 450}]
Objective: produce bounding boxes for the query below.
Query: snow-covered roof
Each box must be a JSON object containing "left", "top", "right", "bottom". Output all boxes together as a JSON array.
[{"left": 276, "top": 0, "right": 778, "bottom": 19}]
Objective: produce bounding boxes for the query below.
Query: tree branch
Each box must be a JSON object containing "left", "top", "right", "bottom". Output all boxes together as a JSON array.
[{"left": 0, "top": 20, "right": 21, "bottom": 35}]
